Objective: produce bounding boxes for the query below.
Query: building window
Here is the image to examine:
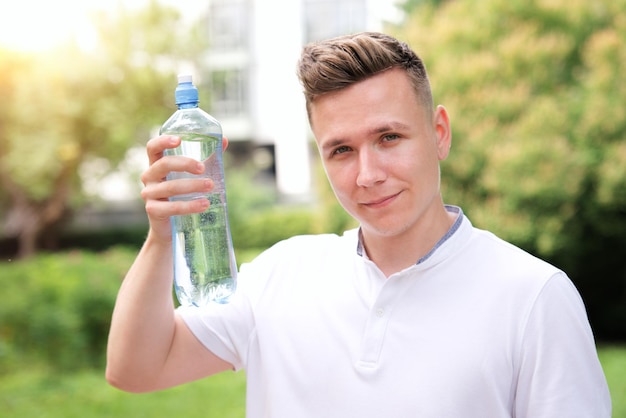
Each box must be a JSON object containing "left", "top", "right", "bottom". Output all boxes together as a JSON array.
[
  {"left": 210, "top": 69, "right": 248, "bottom": 118},
  {"left": 209, "top": 0, "right": 249, "bottom": 50},
  {"left": 304, "top": 0, "right": 368, "bottom": 43}
]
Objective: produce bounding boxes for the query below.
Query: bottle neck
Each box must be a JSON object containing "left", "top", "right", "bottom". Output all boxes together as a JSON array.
[{"left": 178, "top": 102, "right": 199, "bottom": 110}]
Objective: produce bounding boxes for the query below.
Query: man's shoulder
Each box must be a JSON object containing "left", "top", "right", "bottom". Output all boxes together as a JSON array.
[
  {"left": 467, "top": 226, "right": 562, "bottom": 278},
  {"left": 270, "top": 228, "right": 358, "bottom": 252},
  {"left": 244, "top": 229, "right": 359, "bottom": 270}
]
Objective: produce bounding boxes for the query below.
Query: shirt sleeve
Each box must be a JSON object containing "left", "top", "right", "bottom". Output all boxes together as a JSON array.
[
  {"left": 178, "top": 254, "right": 273, "bottom": 371},
  {"left": 514, "top": 272, "right": 612, "bottom": 417},
  {"left": 177, "top": 286, "right": 253, "bottom": 371}
]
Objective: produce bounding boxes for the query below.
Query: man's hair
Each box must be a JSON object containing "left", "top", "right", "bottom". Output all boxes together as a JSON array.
[{"left": 296, "top": 32, "right": 433, "bottom": 121}]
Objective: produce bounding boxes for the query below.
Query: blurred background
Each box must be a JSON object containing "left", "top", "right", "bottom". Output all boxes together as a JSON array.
[{"left": 1, "top": 0, "right": 625, "bottom": 416}]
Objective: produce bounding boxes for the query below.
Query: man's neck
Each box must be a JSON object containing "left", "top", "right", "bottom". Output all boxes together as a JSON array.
[{"left": 361, "top": 207, "right": 457, "bottom": 278}]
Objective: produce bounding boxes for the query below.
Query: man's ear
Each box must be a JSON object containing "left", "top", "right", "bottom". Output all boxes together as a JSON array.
[{"left": 434, "top": 105, "right": 451, "bottom": 161}]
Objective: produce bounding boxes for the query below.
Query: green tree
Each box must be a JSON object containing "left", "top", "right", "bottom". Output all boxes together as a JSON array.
[
  {"left": 0, "top": 1, "right": 208, "bottom": 258},
  {"left": 399, "top": 0, "right": 451, "bottom": 14},
  {"left": 395, "top": 0, "right": 626, "bottom": 338}
]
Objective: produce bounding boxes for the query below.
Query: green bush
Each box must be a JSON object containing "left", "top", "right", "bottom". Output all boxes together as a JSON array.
[
  {"left": 232, "top": 207, "right": 317, "bottom": 250},
  {"left": 56, "top": 226, "right": 148, "bottom": 252},
  {"left": 0, "top": 203, "right": 335, "bottom": 374},
  {"left": 228, "top": 159, "right": 357, "bottom": 251},
  {"left": 0, "top": 248, "right": 134, "bottom": 373}
]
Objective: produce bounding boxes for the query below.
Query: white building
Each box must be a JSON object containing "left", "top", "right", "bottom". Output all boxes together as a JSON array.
[{"left": 204, "top": 0, "right": 399, "bottom": 202}]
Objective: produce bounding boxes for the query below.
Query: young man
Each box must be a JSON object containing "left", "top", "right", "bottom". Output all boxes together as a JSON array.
[{"left": 107, "top": 32, "right": 611, "bottom": 417}]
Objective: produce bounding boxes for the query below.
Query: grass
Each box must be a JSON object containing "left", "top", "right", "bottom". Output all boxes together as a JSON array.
[
  {"left": 1, "top": 369, "right": 246, "bottom": 418},
  {"left": 599, "top": 344, "right": 626, "bottom": 417},
  {"left": 1, "top": 345, "right": 624, "bottom": 417}
]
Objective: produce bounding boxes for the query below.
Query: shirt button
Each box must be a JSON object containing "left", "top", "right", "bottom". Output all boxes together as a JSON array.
[{"left": 376, "top": 308, "right": 385, "bottom": 317}]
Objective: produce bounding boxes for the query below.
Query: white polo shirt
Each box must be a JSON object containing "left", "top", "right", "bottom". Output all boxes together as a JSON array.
[{"left": 179, "top": 207, "right": 611, "bottom": 418}]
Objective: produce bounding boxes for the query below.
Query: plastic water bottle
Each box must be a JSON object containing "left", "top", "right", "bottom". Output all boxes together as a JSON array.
[{"left": 159, "top": 74, "right": 237, "bottom": 306}]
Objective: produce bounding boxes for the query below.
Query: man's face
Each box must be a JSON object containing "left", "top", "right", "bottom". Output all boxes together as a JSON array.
[{"left": 310, "top": 68, "right": 451, "bottom": 241}]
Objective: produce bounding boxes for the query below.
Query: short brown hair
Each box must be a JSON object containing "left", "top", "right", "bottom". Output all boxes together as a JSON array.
[{"left": 296, "top": 32, "right": 433, "bottom": 120}]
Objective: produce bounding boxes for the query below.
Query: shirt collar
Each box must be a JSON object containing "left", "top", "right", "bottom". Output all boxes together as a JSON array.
[{"left": 356, "top": 205, "right": 464, "bottom": 266}]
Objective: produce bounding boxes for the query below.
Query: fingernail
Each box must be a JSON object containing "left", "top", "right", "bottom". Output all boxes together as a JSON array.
[{"left": 197, "top": 163, "right": 205, "bottom": 172}]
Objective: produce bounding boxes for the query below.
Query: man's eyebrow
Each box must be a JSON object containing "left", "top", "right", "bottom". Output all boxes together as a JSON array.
[
  {"left": 367, "top": 121, "right": 411, "bottom": 135},
  {"left": 321, "top": 138, "right": 347, "bottom": 152}
]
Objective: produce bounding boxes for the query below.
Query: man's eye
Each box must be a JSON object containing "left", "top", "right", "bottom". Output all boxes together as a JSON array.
[
  {"left": 332, "top": 146, "right": 351, "bottom": 155},
  {"left": 382, "top": 134, "right": 400, "bottom": 142}
]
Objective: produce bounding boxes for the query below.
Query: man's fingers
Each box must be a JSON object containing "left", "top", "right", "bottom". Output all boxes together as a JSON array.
[
  {"left": 145, "top": 197, "right": 210, "bottom": 220},
  {"left": 147, "top": 135, "right": 180, "bottom": 166},
  {"left": 141, "top": 156, "right": 205, "bottom": 187},
  {"left": 141, "top": 178, "right": 214, "bottom": 202}
]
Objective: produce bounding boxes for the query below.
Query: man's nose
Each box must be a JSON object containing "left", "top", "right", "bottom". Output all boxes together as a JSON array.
[{"left": 356, "top": 149, "right": 386, "bottom": 187}]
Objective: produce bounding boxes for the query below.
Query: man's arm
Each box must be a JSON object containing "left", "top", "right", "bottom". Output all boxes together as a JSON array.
[
  {"left": 515, "top": 273, "right": 611, "bottom": 417},
  {"left": 105, "top": 135, "right": 232, "bottom": 393}
]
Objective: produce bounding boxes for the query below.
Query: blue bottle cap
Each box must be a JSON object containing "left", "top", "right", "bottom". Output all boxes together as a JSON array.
[{"left": 175, "top": 74, "right": 199, "bottom": 106}]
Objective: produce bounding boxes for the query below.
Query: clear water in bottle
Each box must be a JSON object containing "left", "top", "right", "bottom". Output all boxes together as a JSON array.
[{"left": 166, "top": 133, "right": 237, "bottom": 306}]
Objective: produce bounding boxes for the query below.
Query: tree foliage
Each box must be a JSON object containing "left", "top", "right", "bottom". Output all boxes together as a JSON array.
[
  {"left": 395, "top": 0, "right": 626, "bottom": 338},
  {"left": 0, "top": 1, "right": 208, "bottom": 258}
]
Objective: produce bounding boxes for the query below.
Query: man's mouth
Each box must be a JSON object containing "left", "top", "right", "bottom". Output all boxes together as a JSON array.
[{"left": 361, "top": 192, "right": 400, "bottom": 208}]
